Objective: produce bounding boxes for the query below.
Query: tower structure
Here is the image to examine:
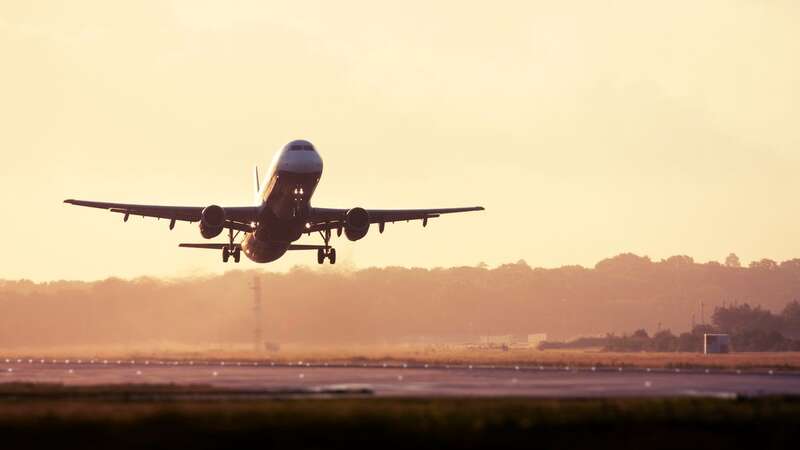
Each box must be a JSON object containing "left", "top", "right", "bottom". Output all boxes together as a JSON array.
[{"left": 251, "top": 276, "right": 263, "bottom": 352}]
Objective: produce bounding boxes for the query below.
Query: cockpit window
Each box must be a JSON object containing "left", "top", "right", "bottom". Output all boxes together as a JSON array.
[{"left": 289, "top": 143, "right": 315, "bottom": 151}]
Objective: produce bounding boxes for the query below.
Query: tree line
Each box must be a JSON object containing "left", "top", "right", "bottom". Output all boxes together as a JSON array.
[
  {"left": 2, "top": 253, "right": 800, "bottom": 348},
  {"left": 601, "top": 302, "right": 800, "bottom": 352}
]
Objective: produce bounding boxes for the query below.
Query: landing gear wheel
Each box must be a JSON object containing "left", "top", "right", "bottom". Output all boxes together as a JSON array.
[
  {"left": 329, "top": 248, "right": 336, "bottom": 264},
  {"left": 233, "top": 247, "right": 241, "bottom": 263},
  {"left": 222, "top": 247, "right": 230, "bottom": 263},
  {"left": 317, "top": 248, "right": 325, "bottom": 264}
]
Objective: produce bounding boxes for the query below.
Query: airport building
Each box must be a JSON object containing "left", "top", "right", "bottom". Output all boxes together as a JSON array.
[{"left": 704, "top": 333, "right": 731, "bottom": 354}]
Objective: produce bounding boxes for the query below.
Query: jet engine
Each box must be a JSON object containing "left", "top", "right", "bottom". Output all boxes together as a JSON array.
[
  {"left": 344, "top": 207, "right": 370, "bottom": 241},
  {"left": 199, "top": 204, "right": 226, "bottom": 239}
]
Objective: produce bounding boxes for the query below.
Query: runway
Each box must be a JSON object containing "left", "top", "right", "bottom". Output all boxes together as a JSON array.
[{"left": 3, "top": 358, "right": 800, "bottom": 398}]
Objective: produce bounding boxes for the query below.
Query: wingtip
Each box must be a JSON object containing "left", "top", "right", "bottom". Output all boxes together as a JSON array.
[{"left": 64, "top": 199, "right": 75, "bottom": 204}]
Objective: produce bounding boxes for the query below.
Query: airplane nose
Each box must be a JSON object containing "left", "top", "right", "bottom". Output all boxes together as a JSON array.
[{"left": 281, "top": 149, "right": 323, "bottom": 174}]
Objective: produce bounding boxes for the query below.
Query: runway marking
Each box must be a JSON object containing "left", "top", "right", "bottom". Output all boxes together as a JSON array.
[{"left": 2, "top": 357, "right": 800, "bottom": 378}]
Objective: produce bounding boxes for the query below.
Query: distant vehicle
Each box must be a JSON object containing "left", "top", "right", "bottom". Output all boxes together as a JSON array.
[{"left": 65, "top": 140, "right": 484, "bottom": 264}]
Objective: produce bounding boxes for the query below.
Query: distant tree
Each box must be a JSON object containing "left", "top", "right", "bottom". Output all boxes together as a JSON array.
[
  {"left": 725, "top": 253, "right": 741, "bottom": 268},
  {"left": 712, "top": 303, "right": 782, "bottom": 334},
  {"left": 780, "top": 259, "right": 800, "bottom": 270},
  {"left": 664, "top": 255, "right": 694, "bottom": 267},
  {"left": 781, "top": 301, "right": 800, "bottom": 338},
  {"left": 677, "top": 332, "right": 702, "bottom": 352},
  {"left": 691, "top": 324, "right": 716, "bottom": 336},
  {"left": 749, "top": 259, "right": 778, "bottom": 270},
  {"left": 732, "top": 330, "right": 798, "bottom": 352},
  {"left": 632, "top": 329, "right": 649, "bottom": 339},
  {"left": 652, "top": 330, "right": 678, "bottom": 352},
  {"left": 595, "top": 253, "right": 652, "bottom": 272}
]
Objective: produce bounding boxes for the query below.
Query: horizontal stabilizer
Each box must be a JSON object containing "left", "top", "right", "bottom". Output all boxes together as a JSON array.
[
  {"left": 287, "top": 244, "right": 328, "bottom": 251},
  {"left": 179, "top": 243, "right": 241, "bottom": 250},
  {"left": 180, "top": 243, "right": 326, "bottom": 251}
]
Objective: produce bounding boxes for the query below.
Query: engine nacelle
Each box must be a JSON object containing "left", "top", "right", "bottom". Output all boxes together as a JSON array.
[
  {"left": 344, "top": 207, "right": 370, "bottom": 241},
  {"left": 199, "top": 204, "right": 226, "bottom": 239}
]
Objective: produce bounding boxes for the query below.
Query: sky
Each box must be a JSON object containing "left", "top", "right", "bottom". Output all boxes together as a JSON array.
[{"left": 1, "top": 0, "right": 799, "bottom": 281}]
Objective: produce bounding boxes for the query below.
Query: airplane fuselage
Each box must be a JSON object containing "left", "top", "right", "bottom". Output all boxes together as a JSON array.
[{"left": 241, "top": 140, "right": 323, "bottom": 263}]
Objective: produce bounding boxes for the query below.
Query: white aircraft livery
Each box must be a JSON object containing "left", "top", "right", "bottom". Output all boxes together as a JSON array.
[{"left": 65, "top": 140, "right": 484, "bottom": 264}]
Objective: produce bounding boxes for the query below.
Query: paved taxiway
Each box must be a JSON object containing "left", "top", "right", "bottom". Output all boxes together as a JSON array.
[{"left": 3, "top": 358, "right": 800, "bottom": 397}]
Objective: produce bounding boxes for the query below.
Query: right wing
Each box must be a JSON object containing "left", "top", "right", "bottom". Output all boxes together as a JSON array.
[{"left": 64, "top": 199, "right": 260, "bottom": 232}]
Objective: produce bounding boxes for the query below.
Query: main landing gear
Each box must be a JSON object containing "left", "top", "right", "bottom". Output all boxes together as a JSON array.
[
  {"left": 222, "top": 228, "right": 241, "bottom": 263},
  {"left": 317, "top": 228, "right": 336, "bottom": 264},
  {"left": 222, "top": 246, "right": 241, "bottom": 263},
  {"left": 317, "top": 247, "right": 336, "bottom": 264}
]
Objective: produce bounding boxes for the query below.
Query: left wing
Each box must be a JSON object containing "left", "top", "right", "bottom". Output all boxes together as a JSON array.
[
  {"left": 63, "top": 199, "right": 259, "bottom": 232},
  {"left": 306, "top": 206, "right": 484, "bottom": 232}
]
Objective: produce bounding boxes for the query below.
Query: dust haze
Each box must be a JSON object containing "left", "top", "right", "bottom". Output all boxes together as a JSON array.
[{"left": 2, "top": 254, "right": 799, "bottom": 354}]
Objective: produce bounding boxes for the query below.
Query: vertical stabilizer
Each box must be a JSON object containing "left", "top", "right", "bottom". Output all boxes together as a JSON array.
[{"left": 254, "top": 166, "right": 261, "bottom": 204}]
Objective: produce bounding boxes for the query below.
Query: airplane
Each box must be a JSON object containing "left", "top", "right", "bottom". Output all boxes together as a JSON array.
[{"left": 64, "top": 139, "right": 484, "bottom": 264}]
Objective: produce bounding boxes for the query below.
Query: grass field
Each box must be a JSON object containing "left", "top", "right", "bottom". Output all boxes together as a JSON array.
[
  {"left": 5, "top": 345, "right": 800, "bottom": 370},
  {"left": 0, "top": 387, "right": 798, "bottom": 450}
]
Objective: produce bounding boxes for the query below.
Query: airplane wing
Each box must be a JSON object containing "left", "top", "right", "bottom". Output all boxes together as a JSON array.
[
  {"left": 63, "top": 199, "right": 260, "bottom": 232},
  {"left": 306, "top": 206, "right": 484, "bottom": 232}
]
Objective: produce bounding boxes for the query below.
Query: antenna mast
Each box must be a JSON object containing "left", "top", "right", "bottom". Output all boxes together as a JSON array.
[{"left": 251, "top": 276, "right": 263, "bottom": 352}]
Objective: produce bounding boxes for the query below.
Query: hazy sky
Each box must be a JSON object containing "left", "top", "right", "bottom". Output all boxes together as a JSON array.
[{"left": 1, "top": 1, "right": 799, "bottom": 281}]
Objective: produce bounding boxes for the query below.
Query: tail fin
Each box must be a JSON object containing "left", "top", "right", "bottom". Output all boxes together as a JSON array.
[{"left": 254, "top": 166, "right": 261, "bottom": 204}]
